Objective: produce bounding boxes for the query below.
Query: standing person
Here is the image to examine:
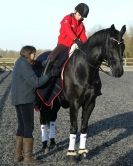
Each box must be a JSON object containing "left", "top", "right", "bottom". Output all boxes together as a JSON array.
[
  {"left": 10, "top": 45, "right": 58, "bottom": 164},
  {"left": 44, "top": 3, "right": 89, "bottom": 73}
]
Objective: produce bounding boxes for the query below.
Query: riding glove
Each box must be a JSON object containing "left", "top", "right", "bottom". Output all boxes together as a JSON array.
[{"left": 74, "top": 38, "right": 83, "bottom": 49}]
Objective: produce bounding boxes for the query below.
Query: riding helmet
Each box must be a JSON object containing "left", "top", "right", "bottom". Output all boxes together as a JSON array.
[{"left": 75, "top": 3, "right": 89, "bottom": 18}]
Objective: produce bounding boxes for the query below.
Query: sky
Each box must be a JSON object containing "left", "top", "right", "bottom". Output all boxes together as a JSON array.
[{"left": 0, "top": 0, "right": 133, "bottom": 51}]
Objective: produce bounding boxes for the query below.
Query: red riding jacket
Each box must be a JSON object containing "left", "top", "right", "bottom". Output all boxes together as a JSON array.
[{"left": 58, "top": 13, "right": 87, "bottom": 47}]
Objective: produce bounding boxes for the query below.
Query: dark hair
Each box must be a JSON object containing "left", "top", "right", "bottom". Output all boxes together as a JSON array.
[{"left": 20, "top": 45, "right": 36, "bottom": 58}]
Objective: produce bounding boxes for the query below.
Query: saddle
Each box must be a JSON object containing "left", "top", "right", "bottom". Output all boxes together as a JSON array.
[{"left": 33, "top": 50, "right": 68, "bottom": 107}]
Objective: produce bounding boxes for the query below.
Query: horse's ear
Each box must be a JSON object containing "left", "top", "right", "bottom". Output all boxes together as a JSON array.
[
  {"left": 110, "top": 24, "right": 115, "bottom": 35},
  {"left": 120, "top": 25, "right": 126, "bottom": 36},
  {"left": 110, "top": 24, "right": 115, "bottom": 29}
]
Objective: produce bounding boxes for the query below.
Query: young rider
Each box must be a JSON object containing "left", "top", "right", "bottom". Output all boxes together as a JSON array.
[{"left": 44, "top": 3, "right": 89, "bottom": 73}]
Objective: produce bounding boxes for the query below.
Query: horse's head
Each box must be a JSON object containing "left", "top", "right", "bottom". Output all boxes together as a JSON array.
[{"left": 103, "top": 24, "right": 126, "bottom": 77}]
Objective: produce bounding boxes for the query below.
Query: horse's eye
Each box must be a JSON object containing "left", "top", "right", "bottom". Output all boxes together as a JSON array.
[{"left": 110, "top": 41, "right": 115, "bottom": 48}]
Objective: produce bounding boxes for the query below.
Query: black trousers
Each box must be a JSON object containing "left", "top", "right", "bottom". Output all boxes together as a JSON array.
[
  {"left": 44, "top": 44, "right": 69, "bottom": 74},
  {"left": 15, "top": 103, "right": 34, "bottom": 138},
  {"left": 48, "top": 44, "right": 68, "bottom": 62}
]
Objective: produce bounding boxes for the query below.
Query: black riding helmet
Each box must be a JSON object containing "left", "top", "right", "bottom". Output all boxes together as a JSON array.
[{"left": 75, "top": 3, "right": 89, "bottom": 18}]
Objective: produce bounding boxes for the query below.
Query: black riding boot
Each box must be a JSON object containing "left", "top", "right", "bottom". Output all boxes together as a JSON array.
[
  {"left": 43, "top": 44, "right": 68, "bottom": 75},
  {"left": 43, "top": 59, "right": 54, "bottom": 75}
]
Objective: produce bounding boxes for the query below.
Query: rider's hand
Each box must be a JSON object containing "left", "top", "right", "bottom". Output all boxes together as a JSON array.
[{"left": 74, "top": 38, "right": 83, "bottom": 49}]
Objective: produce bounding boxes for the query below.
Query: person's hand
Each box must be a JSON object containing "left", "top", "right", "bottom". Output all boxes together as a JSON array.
[{"left": 74, "top": 38, "right": 83, "bottom": 49}]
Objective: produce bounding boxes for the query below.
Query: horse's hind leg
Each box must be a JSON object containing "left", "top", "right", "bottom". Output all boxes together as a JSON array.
[
  {"left": 49, "top": 99, "right": 60, "bottom": 150},
  {"left": 40, "top": 108, "right": 49, "bottom": 152},
  {"left": 78, "top": 99, "right": 96, "bottom": 159}
]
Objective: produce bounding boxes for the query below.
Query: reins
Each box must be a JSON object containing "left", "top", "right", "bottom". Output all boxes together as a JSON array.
[
  {"left": 78, "top": 48, "right": 113, "bottom": 77},
  {"left": 78, "top": 48, "right": 100, "bottom": 69}
]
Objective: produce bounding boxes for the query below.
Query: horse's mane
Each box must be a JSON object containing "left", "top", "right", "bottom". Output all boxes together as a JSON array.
[{"left": 85, "top": 28, "right": 111, "bottom": 49}]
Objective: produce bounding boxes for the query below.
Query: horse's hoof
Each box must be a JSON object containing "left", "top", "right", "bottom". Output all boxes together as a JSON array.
[
  {"left": 66, "top": 151, "right": 78, "bottom": 163},
  {"left": 49, "top": 144, "right": 57, "bottom": 151},
  {"left": 41, "top": 147, "right": 49, "bottom": 154},
  {"left": 49, "top": 138, "right": 57, "bottom": 150},
  {"left": 77, "top": 149, "right": 88, "bottom": 161},
  {"left": 41, "top": 141, "right": 48, "bottom": 153}
]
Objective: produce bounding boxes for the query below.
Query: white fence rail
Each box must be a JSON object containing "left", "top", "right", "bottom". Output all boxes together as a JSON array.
[
  {"left": 102, "top": 58, "right": 133, "bottom": 67},
  {"left": 123, "top": 58, "right": 133, "bottom": 67},
  {"left": 0, "top": 58, "right": 17, "bottom": 70}
]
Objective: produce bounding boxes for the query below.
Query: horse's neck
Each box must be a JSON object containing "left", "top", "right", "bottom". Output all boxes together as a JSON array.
[
  {"left": 86, "top": 29, "right": 109, "bottom": 65},
  {"left": 85, "top": 46, "right": 103, "bottom": 68}
]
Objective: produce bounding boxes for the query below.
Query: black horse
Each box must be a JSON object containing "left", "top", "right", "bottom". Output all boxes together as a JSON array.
[{"left": 34, "top": 24, "right": 126, "bottom": 161}]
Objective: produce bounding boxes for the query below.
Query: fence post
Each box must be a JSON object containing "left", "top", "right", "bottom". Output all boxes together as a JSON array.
[{"left": 124, "top": 58, "right": 127, "bottom": 67}]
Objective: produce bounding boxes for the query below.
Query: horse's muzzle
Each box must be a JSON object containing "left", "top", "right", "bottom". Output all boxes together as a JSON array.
[{"left": 112, "top": 66, "right": 124, "bottom": 77}]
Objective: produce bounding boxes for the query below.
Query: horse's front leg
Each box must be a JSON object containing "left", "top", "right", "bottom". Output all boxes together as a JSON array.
[
  {"left": 78, "top": 98, "right": 96, "bottom": 159},
  {"left": 67, "top": 102, "right": 79, "bottom": 161}
]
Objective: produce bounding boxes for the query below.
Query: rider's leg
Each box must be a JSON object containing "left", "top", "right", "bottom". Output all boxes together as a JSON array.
[{"left": 43, "top": 44, "right": 68, "bottom": 74}]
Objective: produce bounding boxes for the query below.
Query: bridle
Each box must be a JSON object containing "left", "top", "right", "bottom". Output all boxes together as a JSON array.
[
  {"left": 103, "top": 37, "right": 124, "bottom": 65},
  {"left": 99, "top": 37, "right": 124, "bottom": 76},
  {"left": 110, "top": 37, "right": 124, "bottom": 45},
  {"left": 78, "top": 37, "right": 124, "bottom": 77}
]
